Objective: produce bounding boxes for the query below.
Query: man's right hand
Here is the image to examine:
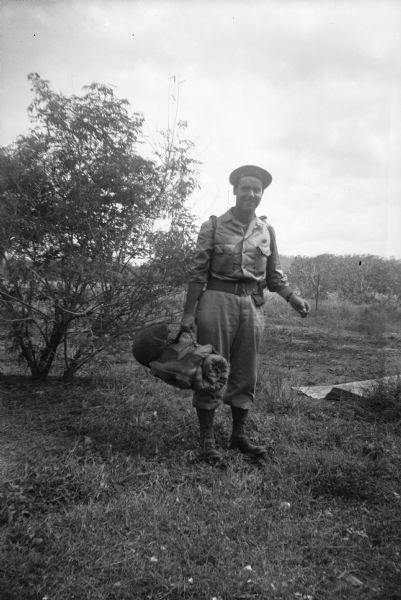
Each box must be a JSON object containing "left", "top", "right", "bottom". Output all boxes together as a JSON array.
[
  {"left": 180, "top": 314, "right": 196, "bottom": 333},
  {"left": 181, "top": 282, "right": 204, "bottom": 332}
]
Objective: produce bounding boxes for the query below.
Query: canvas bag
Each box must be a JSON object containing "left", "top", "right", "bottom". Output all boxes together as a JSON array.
[{"left": 132, "top": 324, "right": 229, "bottom": 393}]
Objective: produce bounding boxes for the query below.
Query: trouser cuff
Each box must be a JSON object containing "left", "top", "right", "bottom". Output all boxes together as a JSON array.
[
  {"left": 192, "top": 391, "right": 221, "bottom": 410},
  {"left": 223, "top": 395, "right": 253, "bottom": 410}
]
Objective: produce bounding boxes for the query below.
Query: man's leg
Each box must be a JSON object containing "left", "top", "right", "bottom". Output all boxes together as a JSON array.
[
  {"left": 193, "top": 291, "right": 240, "bottom": 459},
  {"left": 223, "top": 295, "right": 266, "bottom": 456},
  {"left": 193, "top": 290, "right": 239, "bottom": 409}
]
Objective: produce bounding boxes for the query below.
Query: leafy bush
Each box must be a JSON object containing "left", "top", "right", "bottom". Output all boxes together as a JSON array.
[{"left": 0, "top": 74, "right": 198, "bottom": 380}]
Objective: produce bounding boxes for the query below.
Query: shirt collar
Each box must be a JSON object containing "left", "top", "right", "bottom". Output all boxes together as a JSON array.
[{"left": 223, "top": 207, "right": 266, "bottom": 231}]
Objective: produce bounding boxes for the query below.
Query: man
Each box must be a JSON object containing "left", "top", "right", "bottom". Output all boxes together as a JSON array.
[{"left": 181, "top": 165, "right": 310, "bottom": 461}]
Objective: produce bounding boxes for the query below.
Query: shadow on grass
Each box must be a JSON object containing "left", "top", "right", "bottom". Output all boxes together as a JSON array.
[{"left": 0, "top": 373, "right": 201, "bottom": 459}]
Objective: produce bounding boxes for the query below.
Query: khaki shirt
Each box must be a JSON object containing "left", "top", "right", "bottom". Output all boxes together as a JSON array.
[{"left": 189, "top": 208, "right": 290, "bottom": 293}]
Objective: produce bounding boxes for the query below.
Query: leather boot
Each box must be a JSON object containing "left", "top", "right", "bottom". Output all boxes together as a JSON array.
[
  {"left": 196, "top": 408, "right": 222, "bottom": 462},
  {"left": 230, "top": 407, "right": 266, "bottom": 457}
]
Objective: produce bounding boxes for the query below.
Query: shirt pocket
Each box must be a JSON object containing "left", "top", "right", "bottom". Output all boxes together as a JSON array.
[
  {"left": 211, "top": 244, "right": 236, "bottom": 276},
  {"left": 254, "top": 244, "right": 271, "bottom": 277}
]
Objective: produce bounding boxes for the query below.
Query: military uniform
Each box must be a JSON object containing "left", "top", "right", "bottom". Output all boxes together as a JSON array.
[
  {"left": 189, "top": 207, "right": 291, "bottom": 410},
  {"left": 182, "top": 165, "right": 307, "bottom": 461}
]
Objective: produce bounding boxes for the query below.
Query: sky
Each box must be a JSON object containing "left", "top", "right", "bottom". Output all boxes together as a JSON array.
[{"left": 1, "top": 0, "right": 400, "bottom": 258}]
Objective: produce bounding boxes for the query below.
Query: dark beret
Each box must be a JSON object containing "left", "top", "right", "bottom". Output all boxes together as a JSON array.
[{"left": 229, "top": 165, "right": 272, "bottom": 190}]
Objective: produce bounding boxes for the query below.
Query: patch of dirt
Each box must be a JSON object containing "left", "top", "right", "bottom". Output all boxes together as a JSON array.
[{"left": 260, "top": 321, "right": 401, "bottom": 387}]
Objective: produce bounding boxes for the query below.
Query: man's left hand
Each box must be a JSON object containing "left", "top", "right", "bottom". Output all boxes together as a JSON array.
[{"left": 289, "top": 293, "right": 310, "bottom": 318}]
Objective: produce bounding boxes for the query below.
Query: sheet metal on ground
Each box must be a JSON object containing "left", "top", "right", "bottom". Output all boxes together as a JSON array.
[{"left": 293, "top": 375, "right": 400, "bottom": 400}]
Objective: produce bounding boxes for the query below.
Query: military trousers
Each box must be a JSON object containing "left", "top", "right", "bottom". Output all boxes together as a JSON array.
[{"left": 193, "top": 289, "right": 265, "bottom": 411}]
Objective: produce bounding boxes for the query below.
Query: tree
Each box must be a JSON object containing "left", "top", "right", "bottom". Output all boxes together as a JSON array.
[
  {"left": 289, "top": 254, "right": 337, "bottom": 312},
  {"left": 289, "top": 253, "right": 401, "bottom": 307},
  {"left": 0, "top": 74, "right": 198, "bottom": 380},
  {"left": 336, "top": 254, "right": 400, "bottom": 304}
]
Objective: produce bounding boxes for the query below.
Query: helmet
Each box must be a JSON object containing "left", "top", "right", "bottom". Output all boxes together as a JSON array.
[{"left": 132, "top": 322, "right": 171, "bottom": 367}]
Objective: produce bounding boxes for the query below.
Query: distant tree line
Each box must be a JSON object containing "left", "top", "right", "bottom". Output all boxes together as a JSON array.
[{"left": 288, "top": 254, "right": 401, "bottom": 310}]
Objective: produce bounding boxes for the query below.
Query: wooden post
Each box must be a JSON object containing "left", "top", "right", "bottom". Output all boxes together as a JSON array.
[{"left": 315, "top": 273, "right": 320, "bottom": 313}]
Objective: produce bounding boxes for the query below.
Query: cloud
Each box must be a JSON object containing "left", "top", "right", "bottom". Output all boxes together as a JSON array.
[{"left": 0, "top": 0, "right": 400, "bottom": 257}]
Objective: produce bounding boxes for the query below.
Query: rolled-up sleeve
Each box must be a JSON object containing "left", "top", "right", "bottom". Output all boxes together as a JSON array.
[
  {"left": 265, "top": 226, "right": 290, "bottom": 293},
  {"left": 188, "top": 219, "right": 214, "bottom": 284}
]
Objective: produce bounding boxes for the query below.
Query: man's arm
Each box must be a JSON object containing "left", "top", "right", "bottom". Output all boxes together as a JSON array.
[
  {"left": 285, "top": 291, "right": 310, "bottom": 318},
  {"left": 180, "top": 219, "right": 215, "bottom": 331},
  {"left": 266, "top": 225, "right": 310, "bottom": 318},
  {"left": 181, "top": 282, "right": 205, "bottom": 332}
]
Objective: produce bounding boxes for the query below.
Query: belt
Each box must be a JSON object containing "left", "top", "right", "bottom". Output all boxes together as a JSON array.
[{"left": 206, "top": 278, "right": 259, "bottom": 296}]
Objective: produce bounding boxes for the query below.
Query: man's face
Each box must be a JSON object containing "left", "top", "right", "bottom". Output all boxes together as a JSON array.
[{"left": 234, "top": 176, "right": 264, "bottom": 214}]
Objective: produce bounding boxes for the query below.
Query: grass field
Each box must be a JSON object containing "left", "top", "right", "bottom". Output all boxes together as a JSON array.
[{"left": 1, "top": 297, "right": 401, "bottom": 600}]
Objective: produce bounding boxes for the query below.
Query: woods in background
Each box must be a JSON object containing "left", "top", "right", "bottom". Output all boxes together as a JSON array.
[{"left": 289, "top": 254, "right": 401, "bottom": 311}]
